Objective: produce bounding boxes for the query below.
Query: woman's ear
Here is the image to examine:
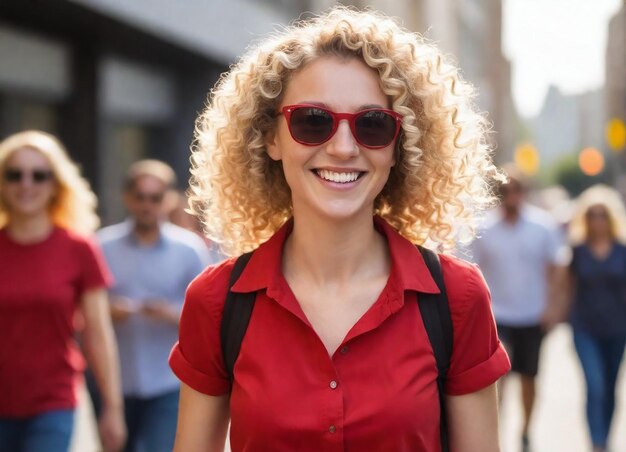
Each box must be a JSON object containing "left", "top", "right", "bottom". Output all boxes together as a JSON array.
[{"left": 265, "top": 129, "right": 282, "bottom": 161}]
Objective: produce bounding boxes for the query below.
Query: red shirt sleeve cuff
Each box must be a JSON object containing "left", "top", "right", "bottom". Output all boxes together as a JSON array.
[
  {"left": 444, "top": 342, "right": 511, "bottom": 396},
  {"left": 169, "top": 342, "right": 230, "bottom": 396}
]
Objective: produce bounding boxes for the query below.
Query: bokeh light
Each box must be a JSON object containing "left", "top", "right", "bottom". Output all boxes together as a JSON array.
[
  {"left": 606, "top": 118, "right": 626, "bottom": 152},
  {"left": 578, "top": 147, "right": 605, "bottom": 176},
  {"left": 514, "top": 143, "right": 540, "bottom": 175}
]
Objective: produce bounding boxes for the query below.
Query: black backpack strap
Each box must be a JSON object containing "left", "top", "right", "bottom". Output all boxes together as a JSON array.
[
  {"left": 417, "top": 245, "right": 453, "bottom": 452},
  {"left": 221, "top": 251, "right": 256, "bottom": 390}
]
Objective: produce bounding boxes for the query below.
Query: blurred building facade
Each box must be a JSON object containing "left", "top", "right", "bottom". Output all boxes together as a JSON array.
[
  {"left": 606, "top": 3, "right": 625, "bottom": 126},
  {"left": 606, "top": 3, "right": 625, "bottom": 173},
  {"left": 0, "top": 0, "right": 515, "bottom": 223},
  {"left": 310, "top": 0, "right": 517, "bottom": 163},
  {"left": 530, "top": 86, "right": 606, "bottom": 165},
  {"left": 455, "top": 0, "right": 517, "bottom": 164},
  {"left": 0, "top": 0, "right": 296, "bottom": 223}
]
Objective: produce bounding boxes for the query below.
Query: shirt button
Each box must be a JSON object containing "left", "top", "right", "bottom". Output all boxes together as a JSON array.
[
  {"left": 340, "top": 346, "right": 349, "bottom": 354},
  {"left": 329, "top": 425, "right": 336, "bottom": 434},
  {"left": 329, "top": 380, "right": 338, "bottom": 389}
]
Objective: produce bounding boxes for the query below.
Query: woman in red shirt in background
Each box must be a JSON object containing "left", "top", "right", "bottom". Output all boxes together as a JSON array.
[
  {"left": 0, "top": 131, "right": 126, "bottom": 452},
  {"left": 170, "top": 7, "right": 510, "bottom": 452}
]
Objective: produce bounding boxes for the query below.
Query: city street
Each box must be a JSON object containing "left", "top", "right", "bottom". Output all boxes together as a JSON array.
[
  {"left": 70, "top": 324, "right": 626, "bottom": 452},
  {"left": 1, "top": 2, "right": 623, "bottom": 452},
  {"left": 500, "top": 325, "right": 626, "bottom": 452}
]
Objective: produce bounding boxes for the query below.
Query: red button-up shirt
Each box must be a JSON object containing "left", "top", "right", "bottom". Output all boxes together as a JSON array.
[{"left": 170, "top": 217, "right": 510, "bottom": 451}]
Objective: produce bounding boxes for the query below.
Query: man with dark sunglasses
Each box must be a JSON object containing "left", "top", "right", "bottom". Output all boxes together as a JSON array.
[{"left": 91, "top": 160, "right": 213, "bottom": 452}]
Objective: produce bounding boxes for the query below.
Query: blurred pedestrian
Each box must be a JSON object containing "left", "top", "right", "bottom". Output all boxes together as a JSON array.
[
  {"left": 96, "top": 159, "right": 212, "bottom": 452},
  {"left": 0, "top": 130, "right": 126, "bottom": 452},
  {"left": 162, "top": 188, "right": 224, "bottom": 263},
  {"left": 169, "top": 7, "right": 510, "bottom": 452},
  {"left": 163, "top": 189, "right": 201, "bottom": 234},
  {"left": 566, "top": 184, "right": 626, "bottom": 452},
  {"left": 471, "top": 165, "right": 567, "bottom": 452}
]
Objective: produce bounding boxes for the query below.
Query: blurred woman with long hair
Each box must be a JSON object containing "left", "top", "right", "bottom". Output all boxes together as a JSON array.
[
  {"left": 0, "top": 130, "right": 126, "bottom": 452},
  {"left": 567, "top": 184, "right": 626, "bottom": 452}
]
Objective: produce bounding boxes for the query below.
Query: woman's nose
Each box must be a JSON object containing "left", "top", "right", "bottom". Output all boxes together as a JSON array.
[{"left": 325, "top": 120, "right": 359, "bottom": 159}]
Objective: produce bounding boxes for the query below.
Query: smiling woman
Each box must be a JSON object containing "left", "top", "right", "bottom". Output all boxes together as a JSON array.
[
  {"left": 189, "top": 8, "right": 499, "bottom": 255},
  {"left": 0, "top": 130, "right": 126, "bottom": 452},
  {"left": 265, "top": 57, "right": 398, "bottom": 223},
  {"left": 169, "top": 7, "right": 510, "bottom": 452},
  {"left": 0, "top": 131, "right": 99, "bottom": 234}
]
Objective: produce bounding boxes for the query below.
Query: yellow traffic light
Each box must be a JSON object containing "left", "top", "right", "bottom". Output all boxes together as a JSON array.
[
  {"left": 514, "top": 143, "right": 540, "bottom": 175},
  {"left": 578, "top": 147, "right": 604, "bottom": 176},
  {"left": 606, "top": 118, "right": 626, "bottom": 152}
]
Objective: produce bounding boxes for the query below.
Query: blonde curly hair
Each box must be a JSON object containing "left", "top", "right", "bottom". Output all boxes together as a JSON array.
[
  {"left": 568, "top": 184, "right": 626, "bottom": 245},
  {"left": 0, "top": 130, "right": 100, "bottom": 234},
  {"left": 190, "top": 6, "right": 500, "bottom": 256}
]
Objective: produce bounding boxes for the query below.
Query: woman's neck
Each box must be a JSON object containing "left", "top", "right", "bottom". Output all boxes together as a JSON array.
[
  {"left": 283, "top": 209, "right": 390, "bottom": 286},
  {"left": 6, "top": 213, "right": 54, "bottom": 244},
  {"left": 586, "top": 233, "right": 613, "bottom": 247}
]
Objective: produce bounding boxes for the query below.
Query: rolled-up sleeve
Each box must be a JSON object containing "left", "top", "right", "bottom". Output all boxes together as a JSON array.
[
  {"left": 169, "top": 261, "right": 233, "bottom": 396},
  {"left": 77, "top": 235, "right": 113, "bottom": 292},
  {"left": 443, "top": 260, "right": 511, "bottom": 395}
]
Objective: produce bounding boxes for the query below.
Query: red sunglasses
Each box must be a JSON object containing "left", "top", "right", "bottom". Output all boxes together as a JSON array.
[{"left": 278, "top": 104, "right": 403, "bottom": 149}]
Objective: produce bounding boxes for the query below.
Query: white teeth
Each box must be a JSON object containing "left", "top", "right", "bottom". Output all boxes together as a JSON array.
[{"left": 317, "top": 169, "right": 361, "bottom": 183}]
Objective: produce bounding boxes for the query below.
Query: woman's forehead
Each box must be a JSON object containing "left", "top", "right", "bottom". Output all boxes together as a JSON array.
[
  {"left": 6, "top": 147, "right": 51, "bottom": 168},
  {"left": 586, "top": 203, "right": 608, "bottom": 213},
  {"left": 281, "top": 56, "right": 388, "bottom": 110}
]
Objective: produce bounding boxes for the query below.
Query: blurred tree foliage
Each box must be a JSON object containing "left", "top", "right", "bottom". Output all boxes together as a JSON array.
[{"left": 543, "top": 152, "right": 612, "bottom": 197}]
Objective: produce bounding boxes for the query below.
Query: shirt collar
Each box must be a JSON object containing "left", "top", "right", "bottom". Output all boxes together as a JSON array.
[
  {"left": 231, "top": 216, "right": 439, "bottom": 295},
  {"left": 124, "top": 218, "right": 167, "bottom": 248},
  {"left": 494, "top": 204, "right": 532, "bottom": 225}
]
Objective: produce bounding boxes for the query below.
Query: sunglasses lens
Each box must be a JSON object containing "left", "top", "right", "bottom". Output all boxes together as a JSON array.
[
  {"left": 3, "top": 169, "right": 53, "bottom": 183},
  {"left": 289, "top": 107, "right": 334, "bottom": 144},
  {"left": 355, "top": 110, "right": 398, "bottom": 147},
  {"left": 4, "top": 169, "right": 22, "bottom": 183},
  {"left": 134, "top": 192, "right": 164, "bottom": 203},
  {"left": 32, "top": 171, "right": 52, "bottom": 183}
]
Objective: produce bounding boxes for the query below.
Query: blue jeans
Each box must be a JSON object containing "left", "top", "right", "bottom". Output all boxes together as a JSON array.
[
  {"left": 573, "top": 329, "right": 626, "bottom": 448},
  {"left": 123, "top": 390, "right": 179, "bottom": 452},
  {"left": 0, "top": 409, "right": 74, "bottom": 452}
]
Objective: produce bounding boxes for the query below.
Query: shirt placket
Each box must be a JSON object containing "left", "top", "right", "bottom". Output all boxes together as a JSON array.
[{"left": 324, "top": 361, "right": 345, "bottom": 451}]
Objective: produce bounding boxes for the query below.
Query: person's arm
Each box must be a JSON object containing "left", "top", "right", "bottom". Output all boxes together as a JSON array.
[
  {"left": 559, "top": 268, "right": 576, "bottom": 318},
  {"left": 141, "top": 298, "right": 181, "bottom": 325},
  {"left": 540, "top": 262, "right": 569, "bottom": 331},
  {"left": 173, "top": 383, "right": 230, "bottom": 452},
  {"left": 81, "top": 288, "right": 127, "bottom": 452},
  {"left": 142, "top": 244, "right": 209, "bottom": 326},
  {"left": 446, "top": 383, "right": 500, "bottom": 452},
  {"left": 540, "top": 226, "right": 571, "bottom": 331},
  {"left": 109, "top": 295, "right": 137, "bottom": 323}
]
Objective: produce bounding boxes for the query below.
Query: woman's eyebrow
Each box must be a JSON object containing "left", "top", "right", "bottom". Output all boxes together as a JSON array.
[
  {"left": 358, "top": 103, "right": 385, "bottom": 110},
  {"left": 299, "top": 101, "right": 327, "bottom": 107},
  {"left": 298, "top": 102, "right": 386, "bottom": 110}
]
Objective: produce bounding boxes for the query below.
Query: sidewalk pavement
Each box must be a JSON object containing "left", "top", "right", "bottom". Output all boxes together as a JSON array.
[
  {"left": 500, "top": 324, "right": 626, "bottom": 452},
  {"left": 71, "top": 324, "right": 626, "bottom": 452}
]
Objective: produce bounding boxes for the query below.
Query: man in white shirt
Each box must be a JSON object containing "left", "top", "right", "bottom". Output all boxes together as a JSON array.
[{"left": 471, "top": 166, "right": 566, "bottom": 452}]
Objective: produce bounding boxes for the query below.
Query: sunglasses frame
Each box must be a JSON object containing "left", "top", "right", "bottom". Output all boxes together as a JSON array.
[
  {"left": 279, "top": 104, "right": 403, "bottom": 149},
  {"left": 132, "top": 191, "right": 165, "bottom": 204},
  {"left": 3, "top": 168, "right": 54, "bottom": 184}
]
